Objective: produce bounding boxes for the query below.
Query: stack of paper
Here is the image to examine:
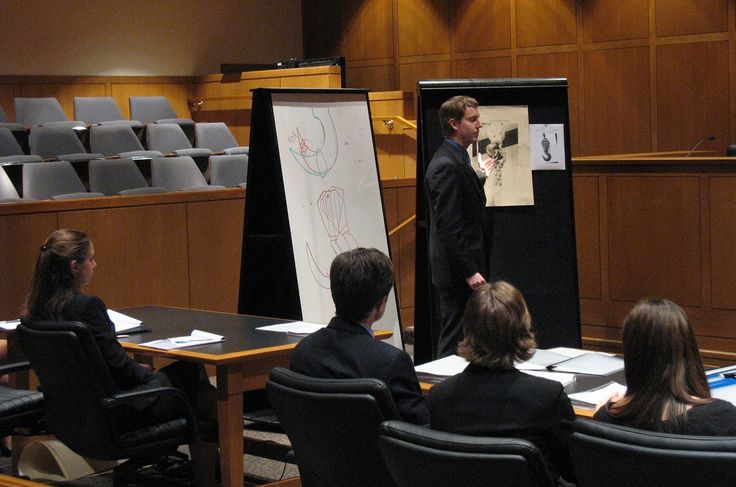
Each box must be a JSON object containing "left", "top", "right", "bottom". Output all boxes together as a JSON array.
[
  {"left": 568, "top": 382, "right": 627, "bottom": 409},
  {"left": 108, "top": 310, "right": 147, "bottom": 334},
  {"left": 256, "top": 321, "right": 327, "bottom": 337},
  {"left": 522, "top": 369, "right": 576, "bottom": 387},
  {"left": 0, "top": 319, "right": 20, "bottom": 331},
  {"left": 516, "top": 349, "right": 571, "bottom": 370},
  {"left": 140, "top": 330, "right": 225, "bottom": 350},
  {"left": 547, "top": 353, "right": 624, "bottom": 375},
  {"left": 414, "top": 355, "right": 469, "bottom": 383}
]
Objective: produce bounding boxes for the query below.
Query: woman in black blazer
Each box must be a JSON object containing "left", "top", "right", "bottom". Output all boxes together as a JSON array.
[{"left": 428, "top": 281, "right": 575, "bottom": 484}]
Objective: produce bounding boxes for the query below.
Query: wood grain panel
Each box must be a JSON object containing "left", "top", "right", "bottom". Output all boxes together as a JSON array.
[
  {"left": 655, "top": 0, "right": 728, "bottom": 36},
  {"left": 110, "top": 83, "right": 192, "bottom": 120},
  {"left": 572, "top": 175, "right": 601, "bottom": 299},
  {"left": 397, "top": 185, "right": 416, "bottom": 326},
  {"left": 187, "top": 198, "right": 245, "bottom": 312},
  {"left": 343, "top": 0, "right": 394, "bottom": 60},
  {"left": 347, "top": 64, "right": 396, "bottom": 92},
  {"left": 582, "top": 0, "right": 649, "bottom": 42},
  {"left": 0, "top": 84, "right": 16, "bottom": 122},
  {"left": 608, "top": 176, "right": 701, "bottom": 306},
  {"left": 59, "top": 205, "right": 190, "bottom": 309},
  {"left": 454, "top": 57, "right": 512, "bottom": 79},
  {"left": 583, "top": 47, "right": 651, "bottom": 155},
  {"left": 399, "top": 61, "right": 453, "bottom": 93},
  {"left": 656, "top": 41, "right": 729, "bottom": 153},
  {"left": 18, "top": 83, "right": 106, "bottom": 121},
  {"left": 453, "top": 0, "right": 511, "bottom": 52},
  {"left": 516, "top": 0, "right": 576, "bottom": 47},
  {"left": 710, "top": 176, "right": 736, "bottom": 310},
  {"left": 0, "top": 213, "right": 57, "bottom": 319},
  {"left": 397, "top": 0, "right": 450, "bottom": 56},
  {"left": 302, "top": 0, "right": 343, "bottom": 58},
  {"left": 517, "top": 51, "right": 580, "bottom": 155}
]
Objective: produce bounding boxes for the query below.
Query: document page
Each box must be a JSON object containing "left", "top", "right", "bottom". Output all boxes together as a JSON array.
[
  {"left": 256, "top": 321, "right": 327, "bottom": 336},
  {"left": 414, "top": 355, "right": 469, "bottom": 382},
  {"left": 140, "top": 330, "right": 225, "bottom": 350}
]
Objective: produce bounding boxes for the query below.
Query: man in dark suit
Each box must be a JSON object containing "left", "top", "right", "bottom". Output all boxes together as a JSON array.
[
  {"left": 290, "top": 248, "right": 429, "bottom": 425},
  {"left": 425, "top": 95, "right": 492, "bottom": 358}
]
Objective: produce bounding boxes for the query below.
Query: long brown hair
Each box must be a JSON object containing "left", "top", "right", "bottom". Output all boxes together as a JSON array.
[
  {"left": 25, "top": 229, "right": 91, "bottom": 320},
  {"left": 609, "top": 298, "right": 712, "bottom": 431},
  {"left": 457, "top": 281, "right": 536, "bottom": 368}
]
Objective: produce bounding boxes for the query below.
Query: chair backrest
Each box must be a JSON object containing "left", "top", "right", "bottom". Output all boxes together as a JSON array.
[
  {"left": 195, "top": 122, "right": 239, "bottom": 152},
  {"left": 146, "top": 123, "right": 193, "bottom": 152},
  {"left": 29, "top": 126, "right": 87, "bottom": 158},
  {"left": 89, "top": 158, "right": 150, "bottom": 195},
  {"left": 15, "top": 97, "right": 69, "bottom": 125},
  {"left": 151, "top": 156, "right": 207, "bottom": 191},
  {"left": 0, "top": 166, "right": 20, "bottom": 201},
  {"left": 129, "top": 96, "right": 177, "bottom": 124},
  {"left": 266, "top": 367, "right": 400, "bottom": 487},
  {"left": 22, "top": 160, "right": 86, "bottom": 199},
  {"left": 568, "top": 418, "right": 736, "bottom": 487},
  {"left": 378, "top": 420, "right": 555, "bottom": 487},
  {"left": 0, "top": 127, "right": 24, "bottom": 156},
  {"left": 74, "top": 97, "right": 126, "bottom": 124},
  {"left": 209, "top": 154, "right": 247, "bottom": 187},
  {"left": 17, "top": 320, "right": 119, "bottom": 458},
  {"left": 90, "top": 124, "right": 145, "bottom": 156}
]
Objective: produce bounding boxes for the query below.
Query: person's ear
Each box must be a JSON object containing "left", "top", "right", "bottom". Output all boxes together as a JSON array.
[
  {"left": 70, "top": 260, "right": 80, "bottom": 273},
  {"left": 448, "top": 118, "right": 460, "bottom": 131}
]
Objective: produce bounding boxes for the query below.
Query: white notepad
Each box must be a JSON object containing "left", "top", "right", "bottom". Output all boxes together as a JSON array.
[{"left": 139, "top": 330, "right": 225, "bottom": 350}]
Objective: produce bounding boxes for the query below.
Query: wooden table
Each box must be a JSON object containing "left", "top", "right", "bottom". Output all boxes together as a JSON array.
[{"left": 119, "top": 306, "right": 392, "bottom": 487}]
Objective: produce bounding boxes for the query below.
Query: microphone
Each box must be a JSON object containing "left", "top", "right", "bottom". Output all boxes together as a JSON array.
[{"left": 685, "top": 136, "right": 715, "bottom": 157}]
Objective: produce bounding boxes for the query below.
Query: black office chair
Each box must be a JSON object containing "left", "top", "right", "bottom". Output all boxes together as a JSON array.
[
  {"left": 377, "top": 420, "right": 555, "bottom": 487},
  {"left": 17, "top": 320, "right": 214, "bottom": 487},
  {"left": 569, "top": 418, "right": 736, "bottom": 487},
  {"left": 0, "top": 361, "right": 44, "bottom": 438},
  {"left": 266, "top": 367, "right": 400, "bottom": 487}
]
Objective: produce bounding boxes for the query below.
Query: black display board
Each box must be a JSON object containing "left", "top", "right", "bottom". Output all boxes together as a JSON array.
[{"left": 415, "top": 79, "right": 581, "bottom": 364}]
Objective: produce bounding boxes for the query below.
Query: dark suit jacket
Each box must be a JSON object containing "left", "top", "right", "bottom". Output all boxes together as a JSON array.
[
  {"left": 428, "top": 364, "right": 575, "bottom": 480},
  {"left": 290, "top": 316, "right": 429, "bottom": 425},
  {"left": 425, "top": 139, "right": 488, "bottom": 287}
]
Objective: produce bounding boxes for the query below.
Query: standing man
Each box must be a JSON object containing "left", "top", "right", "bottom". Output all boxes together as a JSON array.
[
  {"left": 425, "top": 95, "right": 492, "bottom": 358},
  {"left": 290, "top": 248, "right": 429, "bottom": 425}
]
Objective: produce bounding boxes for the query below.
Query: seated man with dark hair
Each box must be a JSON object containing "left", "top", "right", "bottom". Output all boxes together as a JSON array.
[{"left": 290, "top": 248, "right": 429, "bottom": 425}]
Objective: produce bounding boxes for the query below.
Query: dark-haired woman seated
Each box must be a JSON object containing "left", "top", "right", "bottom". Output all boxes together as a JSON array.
[
  {"left": 594, "top": 298, "right": 736, "bottom": 434},
  {"left": 428, "top": 281, "right": 575, "bottom": 484},
  {"left": 23, "top": 229, "right": 216, "bottom": 427}
]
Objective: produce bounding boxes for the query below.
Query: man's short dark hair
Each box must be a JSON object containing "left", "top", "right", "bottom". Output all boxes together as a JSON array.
[
  {"left": 330, "top": 248, "right": 394, "bottom": 322},
  {"left": 439, "top": 95, "right": 479, "bottom": 137}
]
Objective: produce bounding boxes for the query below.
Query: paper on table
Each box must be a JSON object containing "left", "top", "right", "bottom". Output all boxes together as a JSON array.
[
  {"left": 522, "top": 369, "right": 576, "bottom": 387},
  {"left": 547, "top": 353, "right": 624, "bottom": 375},
  {"left": 568, "top": 382, "right": 627, "bottom": 409},
  {"left": 107, "top": 310, "right": 143, "bottom": 333},
  {"left": 139, "top": 330, "right": 225, "bottom": 350},
  {"left": 545, "top": 347, "right": 598, "bottom": 359},
  {"left": 516, "top": 349, "right": 571, "bottom": 370},
  {"left": 414, "top": 355, "right": 469, "bottom": 382},
  {"left": 0, "top": 320, "right": 20, "bottom": 331},
  {"left": 256, "top": 321, "right": 327, "bottom": 337}
]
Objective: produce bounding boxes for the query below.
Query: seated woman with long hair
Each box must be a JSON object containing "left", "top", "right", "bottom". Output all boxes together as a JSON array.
[
  {"left": 594, "top": 298, "right": 736, "bottom": 434},
  {"left": 428, "top": 281, "right": 575, "bottom": 483},
  {"left": 23, "top": 229, "right": 216, "bottom": 427}
]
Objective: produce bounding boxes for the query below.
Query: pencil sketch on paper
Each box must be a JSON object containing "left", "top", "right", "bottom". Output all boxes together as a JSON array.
[
  {"left": 287, "top": 107, "right": 339, "bottom": 178},
  {"left": 306, "top": 186, "right": 358, "bottom": 288}
]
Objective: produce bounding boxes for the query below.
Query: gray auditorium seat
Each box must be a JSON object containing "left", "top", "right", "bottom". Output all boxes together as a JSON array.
[
  {"left": 90, "top": 124, "right": 163, "bottom": 158},
  {"left": 0, "top": 127, "right": 43, "bottom": 163},
  {"left": 23, "top": 161, "right": 103, "bottom": 200},
  {"left": 151, "top": 156, "right": 224, "bottom": 192},
  {"left": 29, "top": 126, "right": 103, "bottom": 162},
  {"left": 209, "top": 154, "right": 248, "bottom": 188},
  {"left": 0, "top": 166, "right": 20, "bottom": 202},
  {"left": 74, "top": 97, "right": 143, "bottom": 128},
  {"left": 194, "top": 122, "right": 249, "bottom": 155},
  {"left": 146, "top": 124, "right": 212, "bottom": 158},
  {"left": 89, "top": 158, "right": 167, "bottom": 196},
  {"left": 15, "top": 97, "right": 85, "bottom": 129}
]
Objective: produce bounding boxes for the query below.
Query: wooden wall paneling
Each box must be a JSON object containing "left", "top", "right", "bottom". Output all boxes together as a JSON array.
[
  {"left": 18, "top": 82, "right": 106, "bottom": 121},
  {"left": 110, "top": 82, "right": 192, "bottom": 120},
  {"left": 515, "top": 0, "right": 576, "bottom": 47},
  {"left": 655, "top": 0, "right": 729, "bottom": 37},
  {"left": 347, "top": 64, "right": 396, "bottom": 92},
  {"left": 399, "top": 60, "right": 453, "bottom": 93},
  {"left": 402, "top": 127, "right": 417, "bottom": 177},
  {"left": 581, "top": 0, "right": 649, "bottom": 42},
  {"left": 452, "top": 0, "right": 512, "bottom": 52},
  {"left": 0, "top": 84, "right": 17, "bottom": 121},
  {"left": 0, "top": 213, "right": 57, "bottom": 319},
  {"left": 582, "top": 47, "right": 652, "bottom": 155},
  {"left": 709, "top": 176, "right": 736, "bottom": 310},
  {"left": 607, "top": 175, "right": 701, "bottom": 307},
  {"left": 397, "top": 184, "right": 416, "bottom": 326},
  {"left": 376, "top": 133, "right": 407, "bottom": 179},
  {"left": 517, "top": 51, "right": 580, "bottom": 155},
  {"left": 656, "top": 41, "right": 730, "bottom": 154},
  {"left": 454, "top": 56, "right": 512, "bottom": 79},
  {"left": 302, "top": 0, "right": 343, "bottom": 59},
  {"left": 342, "top": 0, "right": 394, "bottom": 60},
  {"left": 59, "top": 205, "right": 191, "bottom": 309},
  {"left": 381, "top": 185, "right": 403, "bottom": 323},
  {"left": 397, "top": 0, "right": 450, "bottom": 56},
  {"left": 572, "top": 175, "right": 601, "bottom": 299},
  {"left": 187, "top": 198, "right": 245, "bottom": 312}
]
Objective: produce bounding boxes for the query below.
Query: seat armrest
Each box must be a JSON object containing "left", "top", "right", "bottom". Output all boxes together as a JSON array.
[
  {"left": 101, "top": 386, "right": 192, "bottom": 415},
  {"left": 0, "top": 360, "right": 32, "bottom": 375}
]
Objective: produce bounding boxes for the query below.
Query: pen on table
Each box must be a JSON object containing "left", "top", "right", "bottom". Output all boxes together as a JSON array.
[{"left": 723, "top": 373, "right": 736, "bottom": 379}]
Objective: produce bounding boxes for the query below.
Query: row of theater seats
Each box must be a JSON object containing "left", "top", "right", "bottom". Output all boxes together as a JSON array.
[{"left": 0, "top": 156, "right": 246, "bottom": 202}]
